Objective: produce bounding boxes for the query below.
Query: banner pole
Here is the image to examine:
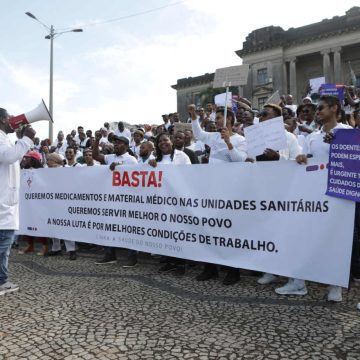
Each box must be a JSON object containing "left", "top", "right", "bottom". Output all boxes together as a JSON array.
[{"left": 224, "top": 86, "right": 229, "bottom": 128}]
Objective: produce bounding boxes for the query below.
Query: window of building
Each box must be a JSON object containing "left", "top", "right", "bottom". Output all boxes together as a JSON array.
[
  {"left": 257, "top": 68, "right": 268, "bottom": 85},
  {"left": 193, "top": 93, "right": 201, "bottom": 107},
  {"left": 356, "top": 75, "right": 360, "bottom": 88},
  {"left": 258, "top": 96, "right": 268, "bottom": 109}
]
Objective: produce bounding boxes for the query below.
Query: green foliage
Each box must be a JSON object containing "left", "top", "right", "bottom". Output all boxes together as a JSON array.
[{"left": 199, "top": 86, "right": 239, "bottom": 106}]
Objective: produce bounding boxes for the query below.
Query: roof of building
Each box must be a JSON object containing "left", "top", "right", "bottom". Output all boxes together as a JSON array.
[
  {"left": 171, "top": 72, "right": 214, "bottom": 90},
  {"left": 236, "top": 7, "right": 360, "bottom": 57}
]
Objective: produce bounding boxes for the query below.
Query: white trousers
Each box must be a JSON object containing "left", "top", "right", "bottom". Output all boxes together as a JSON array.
[{"left": 51, "top": 238, "right": 76, "bottom": 252}]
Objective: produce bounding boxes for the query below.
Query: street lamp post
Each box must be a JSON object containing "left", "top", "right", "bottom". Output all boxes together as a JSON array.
[{"left": 25, "top": 12, "right": 83, "bottom": 142}]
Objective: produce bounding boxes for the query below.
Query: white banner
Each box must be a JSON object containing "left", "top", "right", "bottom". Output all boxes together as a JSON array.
[{"left": 19, "top": 161, "right": 355, "bottom": 287}]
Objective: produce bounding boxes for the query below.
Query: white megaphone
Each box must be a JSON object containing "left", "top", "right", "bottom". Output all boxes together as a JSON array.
[{"left": 9, "top": 99, "right": 53, "bottom": 130}]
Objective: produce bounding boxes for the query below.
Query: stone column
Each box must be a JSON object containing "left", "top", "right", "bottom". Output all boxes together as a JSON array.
[
  {"left": 282, "top": 61, "right": 288, "bottom": 95},
  {"left": 321, "top": 49, "right": 331, "bottom": 83},
  {"left": 289, "top": 57, "right": 297, "bottom": 99},
  {"left": 333, "top": 47, "right": 342, "bottom": 84}
]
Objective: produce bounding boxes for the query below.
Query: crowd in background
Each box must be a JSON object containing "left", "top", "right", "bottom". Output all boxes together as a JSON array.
[{"left": 12, "top": 85, "right": 360, "bottom": 306}]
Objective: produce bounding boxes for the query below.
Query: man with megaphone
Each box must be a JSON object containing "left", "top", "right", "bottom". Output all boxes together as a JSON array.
[{"left": 0, "top": 107, "right": 36, "bottom": 296}]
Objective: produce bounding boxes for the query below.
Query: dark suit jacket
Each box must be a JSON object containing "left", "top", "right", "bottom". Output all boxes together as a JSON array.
[{"left": 183, "top": 148, "right": 199, "bottom": 164}]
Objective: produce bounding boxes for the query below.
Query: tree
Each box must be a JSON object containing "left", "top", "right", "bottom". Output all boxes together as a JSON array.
[{"left": 199, "top": 86, "right": 239, "bottom": 106}]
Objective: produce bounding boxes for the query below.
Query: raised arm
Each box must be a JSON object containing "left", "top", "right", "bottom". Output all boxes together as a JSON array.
[{"left": 92, "top": 130, "right": 105, "bottom": 164}]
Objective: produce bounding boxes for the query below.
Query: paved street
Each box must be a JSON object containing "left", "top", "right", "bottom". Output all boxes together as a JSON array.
[{"left": 1, "top": 245, "right": 360, "bottom": 360}]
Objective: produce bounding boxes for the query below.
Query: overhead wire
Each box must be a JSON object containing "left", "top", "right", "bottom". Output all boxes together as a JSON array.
[{"left": 57, "top": 0, "right": 186, "bottom": 31}]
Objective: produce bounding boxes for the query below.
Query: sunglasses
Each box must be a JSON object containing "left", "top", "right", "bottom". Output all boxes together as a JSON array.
[
  {"left": 316, "top": 105, "right": 327, "bottom": 111},
  {"left": 259, "top": 110, "right": 270, "bottom": 117},
  {"left": 301, "top": 109, "right": 310, "bottom": 114}
]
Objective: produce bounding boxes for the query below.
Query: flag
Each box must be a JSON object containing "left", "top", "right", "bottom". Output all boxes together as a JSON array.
[{"left": 348, "top": 62, "right": 357, "bottom": 86}]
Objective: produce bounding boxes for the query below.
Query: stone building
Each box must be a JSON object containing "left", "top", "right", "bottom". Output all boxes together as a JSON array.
[{"left": 172, "top": 7, "right": 360, "bottom": 118}]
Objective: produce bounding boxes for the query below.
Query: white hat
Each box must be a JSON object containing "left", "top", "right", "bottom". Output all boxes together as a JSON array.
[{"left": 302, "top": 96, "right": 312, "bottom": 103}]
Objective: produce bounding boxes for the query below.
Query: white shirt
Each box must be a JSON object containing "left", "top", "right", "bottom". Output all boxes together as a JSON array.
[
  {"left": 99, "top": 136, "right": 109, "bottom": 145},
  {"left": 192, "top": 119, "right": 247, "bottom": 163},
  {"left": 158, "top": 150, "right": 191, "bottom": 165},
  {"left": 279, "top": 131, "right": 301, "bottom": 160},
  {"left": 104, "top": 152, "right": 138, "bottom": 165},
  {"left": 294, "top": 120, "right": 318, "bottom": 137},
  {"left": 114, "top": 128, "right": 131, "bottom": 140},
  {"left": 0, "top": 130, "right": 33, "bottom": 229},
  {"left": 285, "top": 104, "right": 297, "bottom": 114},
  {"left": 65, "top": 162, "right": 84, "bottom": 167},
  {"left": 130, "top": 143, "right": 143, "bottom": 158},
  {"left": 297, "top": 134, "right": 307, "bottom": 154},
  {"left": 76, "top": 137, "right": 89, "bottom": 153},
  {"left": 305, "top": 123, "right": 352, "bottom": 158},
  {"left": 33, "top": 144, "right": 41, "bottom": 152},
  {"left": 86, "top": 161, "right": 101, "bottom": 166},
  {"left": 75, "top": 150, "right": 83, "bottom": 160},
  {"left": 138, "top": 154, "right": 155, "bottom": 164},
  {"left": 209, "top": 111, "right": 216, "bottom": 122},
  {"left": 52, "top": 138, "right": 67, "bottom": 156},
  {"left": 144, "top": 131, "right": 153, "bottom": 140},
  {"left": 187, "top": 140, "right": 206, "bottom": 154}
]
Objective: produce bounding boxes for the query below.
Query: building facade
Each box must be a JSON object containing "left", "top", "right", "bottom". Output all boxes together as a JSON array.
[{"left": 172, "top": 7, "right": 360, "bottom": 118}]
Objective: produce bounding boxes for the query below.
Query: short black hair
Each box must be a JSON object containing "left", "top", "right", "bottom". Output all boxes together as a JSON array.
[
  {"left": 83, "top": 148, "right": 93, "bottom": 154},
  {"left": 66, "top": 146, "right": 76, "bottom": 152},
  {"left": 216, "top": 107, "right": 235, "bottom": 126},
  {"left": 29, "top": 157, "right": 43, "bottom": 169},
  {"left": 0, "top": 108, "right": 8, "bottom": 119},
  {"left": 319, "top": 95, "right": 341, "bottom": 116}
]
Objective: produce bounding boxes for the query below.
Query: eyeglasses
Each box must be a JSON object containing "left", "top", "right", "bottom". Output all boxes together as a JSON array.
[
  {"left": 301, "top": 109, "right": 310, "bottom": 114},
  {"left": 259, "top": 110, "right": 270, "bottom": 117},
  {"left": 316, "top": 105, "right": 327, "bottom": 111}
]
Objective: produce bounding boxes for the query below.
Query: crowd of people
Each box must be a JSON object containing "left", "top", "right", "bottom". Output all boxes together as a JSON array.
[{"left": 0, "top": 87, "right": 359, "bottom": 309}]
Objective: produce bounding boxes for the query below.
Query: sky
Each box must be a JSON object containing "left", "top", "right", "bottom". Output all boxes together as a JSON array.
[{"left": 1, "top": 0, "right": 358, "bottom": 141}]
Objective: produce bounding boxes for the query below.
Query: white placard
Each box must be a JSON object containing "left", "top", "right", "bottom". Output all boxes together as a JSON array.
[
  {"left": 213, "top": 65, "right": 249, "bottom": 88},
  {"left": 18, "top": 161, "right": 355, "bottom": 287},
  {"left": 214, "top": 92, "right": 232, "bottom": 107},
  {"left": 244, "top": 116, "right": 287, "bottom": 158},
  {"left": 266, "top": 90, "right": 281, "bottom": 105},
  {"left": 310, "top": 77, "right": 325, "bottom": 94}
]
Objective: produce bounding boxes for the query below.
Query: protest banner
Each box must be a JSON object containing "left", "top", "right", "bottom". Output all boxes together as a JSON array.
[
  {"left": 319, "top": 83, "right": 345, "bottom": 102},
  {"left": 326, "top": 129, "right": 360, "bottom": 202},
  {"left": 213, "top": 65, "right": 249, "bottom": 88},
  {"left": 213, "top": 65, "right": 249, "bottom": 126},
  {"left": 19, "top": 161, "right": 355, "bottom": 287},
  {"left": 244, "top": 116, "right": 287, "bottom": 158}
]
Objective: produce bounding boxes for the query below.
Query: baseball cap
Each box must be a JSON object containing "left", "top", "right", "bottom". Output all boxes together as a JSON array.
[
  {"left": 112, "top": 135, "right": 129, "bottom": 145},
  {"left": 24, "top": 151, "right": 41, "bottom": 162}
]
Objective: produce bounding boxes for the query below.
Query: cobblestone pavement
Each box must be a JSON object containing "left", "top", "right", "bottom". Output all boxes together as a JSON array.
[{"left": 1, "top": 245, "right": 360, "bottom": 360}]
